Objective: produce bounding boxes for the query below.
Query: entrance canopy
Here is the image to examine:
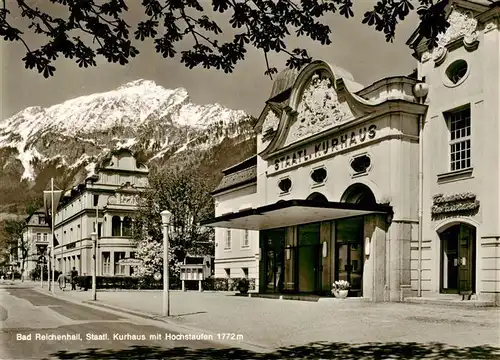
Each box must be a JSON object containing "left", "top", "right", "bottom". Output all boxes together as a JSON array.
[{"left": 200, "top": 199, "right": 393, "bottom": 230}]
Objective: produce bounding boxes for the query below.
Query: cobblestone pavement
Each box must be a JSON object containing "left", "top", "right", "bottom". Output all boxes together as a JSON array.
[{"left": 26, "top": 282, "right": 500, "bottom": 351}]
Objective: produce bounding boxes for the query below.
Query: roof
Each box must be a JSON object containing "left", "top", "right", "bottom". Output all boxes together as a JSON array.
[
  {"left": 221, "top": 155, "right": 257, "bottom": 175},
  {"left": 200, "top": 199, "right": 393, "bottom": 230},
  {"left": 268, "top": 68, "right": 300, "bottom": 101},
  {"left": 212, "top": 165, "right": 257, "bottom": 195}
]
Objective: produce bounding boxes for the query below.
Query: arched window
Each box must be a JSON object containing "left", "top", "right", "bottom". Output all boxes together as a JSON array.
[
  {"left": 112, "top": 216, "right": 121, "bottom": 237},
  {"left": 341, "top": 183, "right": 377, "bottom": 206},
  {"left": 306, "top": 192, "right": 328, "bottom": 203},
  {"left": 122, "top": 217, "right": 133, "bottom": 237}
]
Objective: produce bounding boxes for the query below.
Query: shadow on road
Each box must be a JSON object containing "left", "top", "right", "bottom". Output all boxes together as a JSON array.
[{"left": 47, "top": 341, "right": 500, "bottom": 359}]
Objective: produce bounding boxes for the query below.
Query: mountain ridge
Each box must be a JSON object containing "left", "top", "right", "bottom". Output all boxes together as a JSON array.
[{"left": 0, "top": 79, "right": 257, "bottom": 215}]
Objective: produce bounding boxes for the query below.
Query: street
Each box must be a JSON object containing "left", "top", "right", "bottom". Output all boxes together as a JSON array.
[
  {"left": 1, "top": 282, "right": 499, "bottom": 359},
  {"left": 0, "top": 284, "right": 246, "bottom": 360}
]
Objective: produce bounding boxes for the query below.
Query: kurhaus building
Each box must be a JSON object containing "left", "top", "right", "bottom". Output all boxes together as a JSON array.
[
  {"left": 53, "top": 149, "right": 148, "bottom": 277},
  {"left": 203, "top": 0, "right": 500, "bottom": 305}
]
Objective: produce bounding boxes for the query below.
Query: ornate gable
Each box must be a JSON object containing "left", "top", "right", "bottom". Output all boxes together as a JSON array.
[{"left": 283, "top": 70, "right": 354, "bottom": 147}]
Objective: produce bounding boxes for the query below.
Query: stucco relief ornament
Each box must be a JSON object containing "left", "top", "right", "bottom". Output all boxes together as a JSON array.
[
  {"left": 120, "top": 194, "right": 136, "bottom": 205},
  {"left": 262, "top": 110, "right": 280, "bottom": 136},
  {"left": 288, "top": 74, "right": 346, "bottom": 143},
  {"left": 421, "top": 51, "right": 431, "bottom": 63},
  {"left": 433, "top": 9, "right": 478, "bottom": 64}
]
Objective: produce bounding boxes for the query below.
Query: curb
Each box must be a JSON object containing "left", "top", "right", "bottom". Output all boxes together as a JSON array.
[{"left": 31, "top": 286, "right": 273, "bottom": 354}]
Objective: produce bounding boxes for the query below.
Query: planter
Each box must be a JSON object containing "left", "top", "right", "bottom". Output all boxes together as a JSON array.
[{"left": 333, "top": 289, "right": 349, "bottom": 299}]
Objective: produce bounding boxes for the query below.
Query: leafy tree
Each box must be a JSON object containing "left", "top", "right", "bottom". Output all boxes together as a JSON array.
[
  {"left": 0, "top": 197, "right": 45, "bottom": 278},
  {"left": 1, "top": 219, "right": 29, "bottom": 279},
  {"left": 133, "top": 164, "right": 215, "bottom": 277},
  {"left": 0, "top": 0, "right": 450, "bottom": 78}
]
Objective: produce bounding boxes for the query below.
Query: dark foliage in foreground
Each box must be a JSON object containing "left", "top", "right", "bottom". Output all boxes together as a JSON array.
[
  {"left": 1, "top": 0, "right": 451, "bottom": 78},
  {"left": 48, "top": 341, "right": 500, "bottom": 359}
]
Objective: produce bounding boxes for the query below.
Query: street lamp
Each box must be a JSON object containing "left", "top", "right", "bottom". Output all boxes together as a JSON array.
[
  {"left": 161, "top": 210, "right": 172, "bottom": 317},
  {"left": 91, "top": 232, "right": 97, "bottom": 301}
]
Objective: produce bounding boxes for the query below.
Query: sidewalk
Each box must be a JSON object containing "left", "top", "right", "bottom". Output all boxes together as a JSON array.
[{"left": 29, "top": 282, "right": 500, "bottom": 351}]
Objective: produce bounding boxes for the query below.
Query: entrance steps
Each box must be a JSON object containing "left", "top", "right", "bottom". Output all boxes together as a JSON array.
[
  {"left": 240, "top": 293, "right": 370, "bottom": 302},
  {"left": 404, "top": 295, "right": 495, "bottom": 308}
]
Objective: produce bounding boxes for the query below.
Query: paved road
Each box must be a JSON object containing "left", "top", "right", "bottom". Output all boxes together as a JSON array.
[{"left": 0, "top": 285, "right": 246, "bottom": 360}]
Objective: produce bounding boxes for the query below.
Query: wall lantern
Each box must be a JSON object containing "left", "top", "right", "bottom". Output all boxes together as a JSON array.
[
  {"left": 365, "top": 237, "right": 371, "bottom": 257},
  {"left": 322, "top": 241, "right": 328, "bottom": 258}
]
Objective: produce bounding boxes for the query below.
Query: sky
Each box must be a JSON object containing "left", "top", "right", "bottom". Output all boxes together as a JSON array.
[{"left": 1, "top": 1, "right": 420, "bottom": 120}]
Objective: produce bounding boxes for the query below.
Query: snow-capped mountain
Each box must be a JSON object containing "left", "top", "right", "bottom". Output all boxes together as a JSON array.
[{"left": 0, "top": 79, "right": 256, "bottom": 213}]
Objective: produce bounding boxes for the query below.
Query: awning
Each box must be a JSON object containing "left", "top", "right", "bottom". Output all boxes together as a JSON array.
[{"left": 200, "top": 199, "right": 393, "bottom": 230}]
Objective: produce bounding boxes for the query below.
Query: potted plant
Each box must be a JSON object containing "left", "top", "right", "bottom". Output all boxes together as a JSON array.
[
  {"left": 237, "top": 278, "right": 249, "bottom": 294},
  {"left": 332, "top": 280, "right": 350, "bottom": 299}
]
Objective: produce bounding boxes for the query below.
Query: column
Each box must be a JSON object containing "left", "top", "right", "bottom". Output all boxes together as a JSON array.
[
  {"left": 110, "top": 251, "right": 115, "bottom": 276},
  {"left": 363, "top": 214, "right": 387, "bottom": 302}
]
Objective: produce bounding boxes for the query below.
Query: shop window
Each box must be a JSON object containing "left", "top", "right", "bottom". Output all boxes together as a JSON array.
[
  {"left": 242, "top": 267, "right": 249, "bottom": 279},
  {"left": 224, "top": 230, "right": 232, "bottom": 250},
  {"left": 225, "top": 268, "right": 231, "bottom": 278},
  {"left": 102, "top": 252, "right": 111, "bottom": 275},
  {"left": 278, "top": 178, "right": 292, "bottom": 193},
  {"left": 114, "top": 252, "right": 126, "bottom": 275},
  {"left": 447, "top": 107, "right": 471, "bottom": 171},
  {"left": 242, "top": 230, "right": 250, "bottom": 248}
]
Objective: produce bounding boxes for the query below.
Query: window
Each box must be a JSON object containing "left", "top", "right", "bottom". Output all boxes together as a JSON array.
[
  {"left": 102, "top": 252, "right": 111, "bottom": 274},
  {"left": 112, "top": 216, "right": 121, "bottom": 236},
  {"left": 278, "top": 178, "right": 292, "bottom": 193},
  {"left": 114, "top": 251, "right": 126, "bottom": 275},
  {"left": 224, "top": 230, "right": 232, "bottom": 250},
  {"left": 311, "top": 167, "right": 327, "bottom": 183},
  {"left": 43, "top": 233, "right": 47, "bottom": 242},
  {"left": 225, "top": 268, "right": 231, "bottom": 278},
  {"left": 242, "top": 230, "right": 250, "bottom": 248},
  {"left": 36, "top": 233, "right": 41, "bottom": 242},
  {"left": 448, "top": 107, "right": 471, "bottom": 171},
  {"left": 446, "top": 60, "right": 468, "bottom": 85},
  {"left": 122, "top": 217, "right": 132, "bottom": 237},
  {"left": 38, "top": 216, "right": 45, "bottom": 225},
  {"left": 242, "top": 267, "right": 249, "bottom": 279}
]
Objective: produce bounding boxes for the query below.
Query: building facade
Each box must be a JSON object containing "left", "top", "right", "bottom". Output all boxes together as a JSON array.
[
  {"left": 21, "top": 209, "right": 51, "bottom": 275},
  {"left": 204, "top": 0, "right": 500, "bottom": 304},
  {"left": 53, "top": 149, "right": 148, "bottom": 277}
]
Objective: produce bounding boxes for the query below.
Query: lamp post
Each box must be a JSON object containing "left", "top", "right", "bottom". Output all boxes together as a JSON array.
[
  {"left": 161, "top": 210, "right": 172, "bottom": 317},
  {"left": 91, "top": 232, "right": 97, "bottom": 301}
]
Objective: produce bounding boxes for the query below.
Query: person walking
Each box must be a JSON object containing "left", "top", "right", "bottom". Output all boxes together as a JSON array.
[{"left": 70, "top": 267, "right": 78, "bottom": 290}]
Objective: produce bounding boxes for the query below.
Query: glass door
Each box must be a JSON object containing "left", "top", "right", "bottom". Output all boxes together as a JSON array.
[
  {"left": 265, "top": 229, "right": 285, "bottom": 293},
  {"left": 440, "top": 224, "right": 475, "bottom": 294},
  {"left": 297, "top": 223, "right": 322, "bottom": 293},
  {"left": 336, "top": 217, "right": 364, "bottom": 297}
]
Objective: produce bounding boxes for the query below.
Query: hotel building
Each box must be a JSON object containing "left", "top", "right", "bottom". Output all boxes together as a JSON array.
[
  {"left": 203, "top": 0, "right": 500, "bottom": 305},
  {"left": 53, "top": 149, "right": 148, "bottom": 276}
]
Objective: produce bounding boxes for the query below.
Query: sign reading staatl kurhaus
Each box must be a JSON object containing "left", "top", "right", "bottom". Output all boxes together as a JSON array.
[{"left": 269, "top": 124, "right": 377, "bottom": 174}]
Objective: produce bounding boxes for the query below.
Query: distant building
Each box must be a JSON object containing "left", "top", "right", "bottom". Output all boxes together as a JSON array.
[
  {"left": 203, "top": 1, "right": 500, "bottom": 305},
  {"left": 21, "top": 209, "right": 51, "bottom": 276},
  {"left": 53, "top": 149, "right": 148, "bottom": 277}
]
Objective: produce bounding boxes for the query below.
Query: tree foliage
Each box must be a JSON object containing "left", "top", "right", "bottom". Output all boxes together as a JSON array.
[
  {"left": 133, "top": 164, "right": 215, "bottom": 276},
  {"left": 0, "top": 0, "right": 450, "bottom": 78},
  {"left": 0, "top": 197, "right": 44, "bottom": 270}
]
